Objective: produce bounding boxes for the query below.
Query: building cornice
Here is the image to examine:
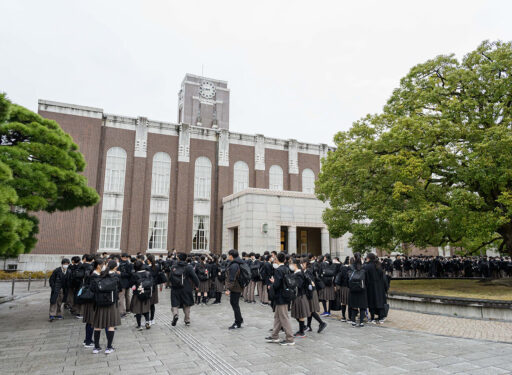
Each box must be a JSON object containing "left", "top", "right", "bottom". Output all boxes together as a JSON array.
[{"left": 222, "top": 188, "right": 319, "bottom": 204}]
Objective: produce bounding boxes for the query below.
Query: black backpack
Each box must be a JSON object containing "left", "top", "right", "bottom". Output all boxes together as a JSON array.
[
  {"left": 71, "top": 266, "right": 85, "bottom": 289},
  {"left": 94, "top": 276, "right": 118, "bottom": 307},
  {"left": 238, "top": 262, "right": 251, "bottom": 288},
  {"left": 282, "top": 270, "right": 298, "bottom": 303},
  {"left": 170, "top": 265, "right": 186, "bottom": 288},
  {"left": 349, "top": 268, "right": 366, "bottom": 292},
  {"left": 250, "top": 261, "right": 261, "bottom": 281},
  {"left": 135, "top": 274, "right": 153, "bottom": 301},
  {"left": 217, "top": 264, "right": 227, "bottom": 282},
  {"left": 322, "top": 264, "right": 337, "bottom": 286},
  {"left": 196, "top": 264, "right": 209, "bottom": 281}
]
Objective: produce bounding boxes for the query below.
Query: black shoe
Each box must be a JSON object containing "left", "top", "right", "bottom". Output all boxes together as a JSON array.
[
  {"left": 185, "top": 321, "right": 190, "bottom": 326},
  {"left": 318, "top": 322, "right": 327, "bottom": 333},
  {"left": 171, "top": 314, "right": 178, "bottom": 327},
  {"left": 145, "top": 322, "right": 151, "bottom": 330},
  {"left": 306, "top": 326, "right": 312, "bottom": 332},
  {"left": 212, "top": 301, "right": 220, "bottom": 304},
  {"left": 229, "top": 323, "right": 241, "bottom": 330}
]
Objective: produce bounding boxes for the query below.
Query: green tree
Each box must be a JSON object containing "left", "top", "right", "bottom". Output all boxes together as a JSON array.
[
  {"left": 317, "top": 40, "right": 512, "bottom": 256},
  {"left": 0, "top": 93, "right": 99, "bottom": 256}
]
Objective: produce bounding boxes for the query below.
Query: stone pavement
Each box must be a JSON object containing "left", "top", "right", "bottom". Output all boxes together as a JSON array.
[{"left": 1, "top": 288, "right": 512, "bottom": 375}]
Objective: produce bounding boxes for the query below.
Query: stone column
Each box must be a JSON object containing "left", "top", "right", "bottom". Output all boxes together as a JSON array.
[
  {"left": 288, "top": 225, "right": 297, "bottom": 254},
  {"left": 321, "top": 227, "right": 330, "bottom": 255}
]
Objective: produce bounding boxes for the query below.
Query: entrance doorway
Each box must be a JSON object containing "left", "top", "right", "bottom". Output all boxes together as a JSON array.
[
  {"left": 297, "top": 227, "right": 321, "bottom": 256},
  {"left": 280, "top": 226, "right": 288, "bottom": 252},
  {"left": 233, "top": 227, "right": 238, "bottom": 250}
]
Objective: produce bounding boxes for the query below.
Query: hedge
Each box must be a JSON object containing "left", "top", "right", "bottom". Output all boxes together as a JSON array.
[{"left": 0, "top": 271, "right": 53, "bottom": 280}]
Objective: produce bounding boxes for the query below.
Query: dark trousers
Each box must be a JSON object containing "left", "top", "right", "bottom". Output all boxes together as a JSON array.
[{"left": 230, "top": 291, "right": 243, "bottom": 325}]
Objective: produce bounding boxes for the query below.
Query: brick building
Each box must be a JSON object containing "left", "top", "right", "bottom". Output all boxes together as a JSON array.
[{"left": 9, "top": 74, "right": 354, "bottom": 270}]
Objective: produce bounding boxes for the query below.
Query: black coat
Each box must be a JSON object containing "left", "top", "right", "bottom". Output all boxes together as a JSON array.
[
  {"left": 49, "top": 267, "right": 69, "bottom": 304},
  {"left": 348, "top": 265, "right": 368, "bottom": 309},
  {"left": 271, "top": 264, "right": 290, "bottom": 305},
  {"left": 261, "top": 261, "right": 273, "bottom": 286},
  {"left": 119, "top": 260, "right": 134, "bottom": 289},
  {"left": 335, "top": 265, "right": 349, "bottom": 288},
  {"left": 363, "top": 262, "right": 386, "bottom": 309},
  {"left": 170, "top": 261, "right": 200, "bottom": 308}
]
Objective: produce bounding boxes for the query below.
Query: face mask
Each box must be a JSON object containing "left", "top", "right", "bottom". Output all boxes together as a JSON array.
[
  {"left": 62, "top": 265, "right": 69, "bottom": 270},
  {"left": 273, "top": 263, "right": 279, "bottom": 269},
  {"left": 101, "top": 265, "right": 106, "bottom": 271}
]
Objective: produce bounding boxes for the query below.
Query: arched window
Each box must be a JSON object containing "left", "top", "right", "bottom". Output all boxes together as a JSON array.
[
  {"left": 148, "top": 153, "right": 171, "bottom": 251},
  {"left": 194, "top": 157, "right": 212, "bottom": 200},
  {"left": 302, "top": 168, "right": 315, "bottom": 194},
  {"left": 233, "top": 161, "right": 249, "bottom": 194},
  {"left": 99, "top": 147, "right": 127, "bottom": 251},
  {"left": 269, "top": 165, "right": 283, "bottom": 191}
]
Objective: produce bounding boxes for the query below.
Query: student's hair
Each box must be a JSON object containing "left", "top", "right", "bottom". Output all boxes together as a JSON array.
[
  {"left": 200, "top": 255, "right": 206, "bottom": 262},
  {"left": 136, "top": 254, "right": 145, "bottom": 261},
  {"left": 344, "top": 256, "right": 350, "bottom": 265},
  {"left": 102, "top": 252, "right": 108, "bottom": 257},
  {"left": 277, "top": 252, "right": 286, "bottom": 263},
  {"left": 61, "top": 258, "right": 70, "bottom": 265},
  {"left": 133, "top": 260, "right": 144, "bottom": 271},
  {"left": 291, "top": 259, "right": 301, "bottom": 268},
  {"left": 177, "top": 252, "right": 187, "bottom": 261},
  {"left": 71, "top": 256, "right": 81, "bottom": 264},
  {"left": 228, "top": 249, "right": 239, "bottom": 258},
  {"left": 121, "top": 253, "right": 129, "bottom": 258},
  {"left": 255, "top": 253, "right": 260, "bottom": 260},
  {"left": 147, "top": 254, "right": 157, "bottom": 272},
  {"left": 241, "top": 251, "right": 247, "bottom": 258},
  {"left": 367, "top": 253, "right": 376, "bottom": 262},
  {"left": 93, "top": 257, "right": 105, "bottom": 271},
  {"left": 102, "top": 259, "right": 117, "bottom": 277},
  {"left": 249, "top": 252, "right": 255, "bottom": 257},
  {"left": 221, "top": 254, "right": 227, "bottom": 260},
  {"left": 353, "top": 252, "right": 363, "bottom": 271}
]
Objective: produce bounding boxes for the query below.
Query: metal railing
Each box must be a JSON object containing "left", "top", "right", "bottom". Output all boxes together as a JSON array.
[{"left": 2, "top": 274, "right": 48, "bottom": 295}]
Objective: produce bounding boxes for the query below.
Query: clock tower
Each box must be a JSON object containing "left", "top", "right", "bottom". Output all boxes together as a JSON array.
[{"left": 177, "top": 73, "right": 230, "bottom": 129}]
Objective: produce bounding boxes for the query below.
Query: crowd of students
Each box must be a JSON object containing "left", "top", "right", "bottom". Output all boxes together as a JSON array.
[
  {"left": 47, "top": 249, "right": 391, "bottom": 351},
  {"left": 383, "top": 255, "right": 512, "bottom": 278}
]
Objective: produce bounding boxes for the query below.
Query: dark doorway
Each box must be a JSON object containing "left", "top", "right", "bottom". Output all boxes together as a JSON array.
[
  {"left": 297, "top": 227, "right": 321, "bottom": 256},
  {"left": 233, "top": 227, "right": 238, "bottom": 250},
  {"left": 280, "top": 226, "right": 288, "bottom": 252}
]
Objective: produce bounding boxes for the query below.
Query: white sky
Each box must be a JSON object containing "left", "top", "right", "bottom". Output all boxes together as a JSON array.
[{"left": 1, "top": 0, "right": 511, "bottom": 145}]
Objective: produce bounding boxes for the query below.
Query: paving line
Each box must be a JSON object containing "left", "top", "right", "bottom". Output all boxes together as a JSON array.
[{"left": 158, "top": 312, "right": 242, "bottom": 375}]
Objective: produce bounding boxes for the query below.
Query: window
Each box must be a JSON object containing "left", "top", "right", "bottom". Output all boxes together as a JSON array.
[
  {"left": 99, "top": 210, "right": 122, "bottom": 250},
  {"left": 104, "top": 147, "right": 127, "bottom": 193},
  {"left": 148, "top": 153, "right": 171, "bottom": 251},
  {"left": 194, "top": 157, "right": 212, "bottom": 200},
  {"left": 99, "top": 147, "right": 127, "bottom": 251},
  {"left": 233, "top": 161, "right": 249, "bottom": 193},
  {"left": 302, "top": 168, "right": 315, "bottom": 194},
  {"left": 192, "top": 215, "right": 209, "bottom": 251},
  {"left": 269, "top": 165, "right": 283, "bottom": 191},
  {"left": 151, "top": 152, "right": 171, "bottom": 197}
]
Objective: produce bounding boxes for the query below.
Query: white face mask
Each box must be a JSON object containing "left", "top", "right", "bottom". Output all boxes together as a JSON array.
[
  {"left": 62, "top": 265, "right": 69, "bottom": 270},
  {"left": 273, "top": 263, "right": 279, "bottom": 269},
  {"left": 101, "top": 265, "right": 106, "bottom": 271}
]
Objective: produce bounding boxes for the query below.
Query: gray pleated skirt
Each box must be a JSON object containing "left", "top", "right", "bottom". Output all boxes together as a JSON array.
[
  {"left": 338, "top": 286, "right": 350, "bottom": 305},
  {"left": 130, "top": 295, "right": 151, "bottom": 314},
  {"left": 150, "top": 286, "right": 159, "bottom": 305},
  {"left": 308, "top": 289, "right": 320, "bottom": 313},
  {"left": 198, "top": 280, "right": 210, "bottom": 293},
  {"left": 319, "top": 285, "right": 335, "bottom": 301},
  {"left": 82, "top": 302, "right": 95, "bottom": 325},
  {"left": 93, "top": 303, "right": 121, "bottom": 329},
  {"left": 291, "top": 294, "right": 311, "bottom": 319},
  {"left": 214, "top": 279, "right": 224, "bottom": 293}
]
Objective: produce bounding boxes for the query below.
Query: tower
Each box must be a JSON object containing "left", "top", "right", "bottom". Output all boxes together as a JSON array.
[{"left": 177, "top": 74, "right": 230, "bottom": 129}]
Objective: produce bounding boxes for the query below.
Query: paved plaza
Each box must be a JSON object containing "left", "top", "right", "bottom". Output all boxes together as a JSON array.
[{"left": 1, "top": 287, "right": 512, "bottom": 375}]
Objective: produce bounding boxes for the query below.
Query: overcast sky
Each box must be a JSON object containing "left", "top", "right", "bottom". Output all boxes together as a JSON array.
[{"left": 1, "top": 0, "right": 511, "bottom": 145}]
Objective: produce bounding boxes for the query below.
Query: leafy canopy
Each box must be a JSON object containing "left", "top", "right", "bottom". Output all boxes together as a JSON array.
[
  {"left": 317, "top": 40, "right": 512, "bottom": 256},
  {"left": 0, "top": 94, "right": 99, "bottom": 256}
]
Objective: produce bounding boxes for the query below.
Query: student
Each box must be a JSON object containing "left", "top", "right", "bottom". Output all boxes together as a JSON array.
[
  {"left": 91, "top": 259, "right": 121, "bottom": 354},
  {"left": 118, "top": 253, "right": 133, "bottom": 317},
  {"left": 67, "top": 256, "right": 83, "bottom": 318},
  {"left": 78, "top": 255, "right": 95, "bottom": 348},
  {"left": 195, "top": 255, "right": 210, "bottom": 305},
  {"left": 289, "top": 259, "right": 310, "bottom": 338},
  {"left": 303, "top": 258, "right": 327, "bottom": 333},
  {"left": 169, "top": 253, "right": 200, "bottom": 326},
  {"left": 334, "top": 257, "right": 350, "bottom": 322},
  {"left": 265, "top": 252, "right": 295, "bottom": 346},
  {"left": 212, "top": 256, "right": 224, "bottom": 304},
  {"left": 348, "top": 253, "right": 368, "bottom": 327},
  {"left": 260, "top": 255, "right": 273, "bottom": 305},
  {"left": 364, "top": 253, "right": 388, "bottom": 324},
  {"left": 130, "top": 260, "right": 153, "bottom": 330},
  {"left": 225, "top": 249, "right": 245, "bottom": 329},
  {"left": 49, "top": 258, "right": 70, "bottom": 322},
  {"left": 319, "top": 255, "right": 337, "bottom": 317},
  {"left": 146, "top": 255, "right": 160, "bottom": 325}
]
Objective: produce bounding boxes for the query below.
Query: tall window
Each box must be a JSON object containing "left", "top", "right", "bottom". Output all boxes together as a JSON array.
[
  {"left": 194, "top": 157, "right": 212, "bottom": 200},
  {"left": 148, "top": 153, "right": 171, "bottom": 251},
  {"left": 233, "top": 161, "right": 249, "bottom": 193},
  {"left": 192, "top": 215, "right": 209, "bottom": 251},
  {"left": 269, "top": 165, "right": 283, "bottom": 191},
  {"left": 99, "top": 147, "right": 126, "bottom": 251},
  {"left": 302, "top": 168, "right": 315, "bottom": 194}
]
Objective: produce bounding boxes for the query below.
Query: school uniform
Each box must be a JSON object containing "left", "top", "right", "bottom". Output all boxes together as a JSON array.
[
  {"left": 118, "top": 260, "right": 133, "bottom": 315},
  {"left": 259, "top": 261, "right": 272, "bottom": 304},
  {"left": 269, "top": 265, "right": 294, "bottom": 343},
  {"left": 49, "top": 266, "right": 69, "bottom": 318},
  {"left": 305, "top": 268, "right": 320, "bottom": 313},
  {"left": 348, "top": 264, "right": 369, "bottom": 324},
  {"left": 91, "top": 272, "right": 122, "bottom": 329},
  {"left": 170, "top": 261, "right": 200, "bottom": 323},
  {"left": 290, "top": 271, "right": 311, "bottom": 320},
  {"left": 335, "top": 265, "right": 350, "bottom": 306},
  {"left": 130, "top": 270, "right": 152, "bottom": 315}
]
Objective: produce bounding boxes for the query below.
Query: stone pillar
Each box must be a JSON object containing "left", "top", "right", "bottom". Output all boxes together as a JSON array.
[
  {"left": 321, "top": 227, "right": 330, "bottom": 255},
  {"left": 288, "top": 226, "right": 297, "bottom": 254}
]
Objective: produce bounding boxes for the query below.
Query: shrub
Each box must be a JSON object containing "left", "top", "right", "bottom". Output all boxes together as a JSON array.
[{"left": 0, "top": 270, "right": 52, "bottom": 280}]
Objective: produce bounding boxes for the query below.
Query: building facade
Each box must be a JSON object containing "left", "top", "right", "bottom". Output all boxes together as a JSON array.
[{"left": 8, "top": 74, "right": 354, "bottom": 270}]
